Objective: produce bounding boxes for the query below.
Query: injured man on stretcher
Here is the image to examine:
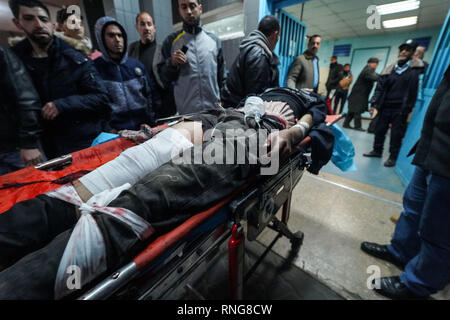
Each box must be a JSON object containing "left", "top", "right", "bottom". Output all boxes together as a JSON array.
[{"left": 0, "top": 88, "right": 334, "bottom": 300}]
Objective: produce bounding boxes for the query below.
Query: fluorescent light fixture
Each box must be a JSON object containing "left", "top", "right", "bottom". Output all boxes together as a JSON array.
[
  {"left": 383, "top": 16, "right": 418, "bottom": 28},
  {"left": 376, "top": 0, "right": 420, "bottom": 15}
]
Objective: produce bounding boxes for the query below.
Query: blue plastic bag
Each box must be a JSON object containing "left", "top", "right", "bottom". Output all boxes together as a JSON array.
[
  {"left": 330, "top": 124, "right": 357, "bottom": 172},
  {"left": 91, "top": 132, "right": 120, "bottom": 147}
]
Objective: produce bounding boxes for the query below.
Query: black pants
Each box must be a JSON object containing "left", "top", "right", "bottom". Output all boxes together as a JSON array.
[
  {"left": 0, "top": 110, "right": 281, "bottom": 300},
  {"left": 343, "top": 111, "right": 362, "bottom": 129},
  {"left": 334, "top": 91, "right": 348, "bottom": 114},
  {"left": 373, "top": 108, "right": 408, "bottom": 157}
]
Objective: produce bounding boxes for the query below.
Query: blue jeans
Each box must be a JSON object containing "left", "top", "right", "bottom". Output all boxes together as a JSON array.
[
  {"left": 0, "top": 150, "right": 24, "bottom": 176},
  {"left": 387, "top": 166, "right": 450, "bottom": 296}
]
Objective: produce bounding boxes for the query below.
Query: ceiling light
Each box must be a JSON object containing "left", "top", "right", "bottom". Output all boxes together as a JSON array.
[
  {"left": 376, "top": 0, "right": 420, "bottom": 15},
  {"left": 383, "top": 16, "right": 418, "bottom": 28}
]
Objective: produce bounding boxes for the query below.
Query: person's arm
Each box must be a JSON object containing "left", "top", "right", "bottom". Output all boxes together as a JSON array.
[
  {"left": 217, "top": 45, "right": 227, "bottom": 91},
  {"left": 2, "top": 47, "right": 44, "bottom": 165},
  {"left": 144, "top": 69, "right": 160, "bottom": 125},
  {"left": 157, "top": 33, "right": 184, "bottom": 89},
  {"left": 52, "top": 60, "right": 111, "bottom": 118},
  {"left": 286, "top": 57, "right": 302, "bottom": 89},
  {"left": 265, "top": 114, "right": 313, "bottom": 161}
]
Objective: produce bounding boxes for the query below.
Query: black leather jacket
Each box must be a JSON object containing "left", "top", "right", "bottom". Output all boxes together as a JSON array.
[
  {"left": 0, "top": 45, "right": 42, "bottom": 153},
  {"left": 221, "top": 30, "right": 279, "bottom": 108}
]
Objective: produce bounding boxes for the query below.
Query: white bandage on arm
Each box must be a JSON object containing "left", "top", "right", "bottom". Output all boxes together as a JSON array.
[{"left": 79, "top": 128, "right": 193, "bottom": 195}]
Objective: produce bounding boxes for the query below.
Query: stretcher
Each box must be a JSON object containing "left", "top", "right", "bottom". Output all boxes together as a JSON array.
[
  {"left": 76, "top": 114, "right": 342, "bottom": 300},
  {"left": 0, "top": 115, "right": 341, "bottom": 300}
]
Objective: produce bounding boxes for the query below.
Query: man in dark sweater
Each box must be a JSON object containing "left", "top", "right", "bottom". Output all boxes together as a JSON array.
[
  {"left": 364, "top": 39, "right": 425, "bottom": 167},
  {"left": 128, "top": 12, "right": 176, "bottom": 118},
  {"left": 361, "top": 65, "right": 450, "bottom": 300}
]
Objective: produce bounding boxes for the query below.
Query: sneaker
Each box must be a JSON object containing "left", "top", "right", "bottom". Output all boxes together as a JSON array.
[{"left": 363, "top": 150, "right": 382, "bottom": 158}]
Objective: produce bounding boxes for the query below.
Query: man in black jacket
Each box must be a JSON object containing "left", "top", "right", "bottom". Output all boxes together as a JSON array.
[
  {"left": 364, "top": 39, "right": 425, "bottom": 167},
  {"left": 221, "top": 15, "right": 280, "bottom": 108},
  {"left": 326, "top": 56, "right": 344, "bottom": 99},
  {"left": 9, "top": 0, "right": 110, "bottom": 159},
  {"left": 361, "top": 64, "right": 450, "bottom": 300},
  {"left": 0, "top": 45, "right": 43, "bottom": 175},
  {"left": 343, "top": 57, "right": 379, "bottom": 130}
]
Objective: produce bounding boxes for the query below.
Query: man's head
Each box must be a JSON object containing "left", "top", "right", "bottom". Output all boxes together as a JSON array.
[
  {"left": 136, "top": 12, "right": 156, "bottom": 44},
  {"left": 57, "top": 8, "right": 84, "bottom": 40},
  {"left": 344, "top": 64, "right": 351, "bottom": 72},
  {"left": 398, "top": 39, "right": 419, "bottom": 64},
  {"left": 258, "top": 15, "right": 280, "bottom": 51},
  {"left": 9, "top": 0, "right": 54, "bottom": 49},
  {"left": 104, "top": 23, "right": 125, "bottom": 61},
  {"left": 367, "top": 57, "right": 379, "bottom": 69},
  {"left": 330, "top": 56, "right": 337, "bottom": 64},
  {"left": 178, "top": 0, "right": 202, "bottom": 27},
  {"left": 307, "top": 35, "right": 322, "bottom": 55},
  {"left": 414, "top": 46, "right": 426, "bottom": 60}
]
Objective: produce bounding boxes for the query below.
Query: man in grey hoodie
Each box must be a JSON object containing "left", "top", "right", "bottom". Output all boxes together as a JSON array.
[{"left": 221, "top": 15, "right": 280, "bottom": 108}]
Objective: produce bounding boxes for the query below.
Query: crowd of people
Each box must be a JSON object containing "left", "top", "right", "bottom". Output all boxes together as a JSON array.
[{"left": 0, "top": 0, "right": 448, "bottom": 300}]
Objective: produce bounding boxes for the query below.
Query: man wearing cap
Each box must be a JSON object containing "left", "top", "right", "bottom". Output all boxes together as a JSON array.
[
  {"left": 343, "top": 57, "right": 379, "bottom": 131},
  {"left": 364, "top": 39, "right": 425, "bottom": 167}
]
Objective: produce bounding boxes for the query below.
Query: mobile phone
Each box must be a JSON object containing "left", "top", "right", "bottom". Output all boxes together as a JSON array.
[{"left": 181, "top": 45, "right": 189, "bottom": 54}]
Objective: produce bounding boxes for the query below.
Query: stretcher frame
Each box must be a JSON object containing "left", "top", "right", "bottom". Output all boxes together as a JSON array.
[{"left": 75, "top": 115, "right": 342, "bottom": 301}]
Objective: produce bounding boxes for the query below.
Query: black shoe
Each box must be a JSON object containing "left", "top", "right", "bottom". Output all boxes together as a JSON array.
[
  {"left": 384, "top": 157, "right": 397, "bottom": 167},
  {"left": 361, "top": 242, "right": 405, "bottom": 269},
  {"left": 353, "top": 127, "right": 366, "bottom": 132},
  {"left": 343, "top": 124, "right": 351, "bottom": 129},
  {"left": 372, "top": 276, "right": 428, "bottom": 300},
  {"left": 363, "top": 150, "right": 382, "bottom": 158}
]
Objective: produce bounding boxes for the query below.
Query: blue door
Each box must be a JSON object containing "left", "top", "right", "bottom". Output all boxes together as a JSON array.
[{"left": 275, "top": 9, "right": 307, "bottom": 87}]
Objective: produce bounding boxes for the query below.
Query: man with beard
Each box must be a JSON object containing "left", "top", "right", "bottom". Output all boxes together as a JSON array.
[
  {"left": 129, "top": 12, "right": 176, "bottom": 118},
  {"left": 221, "top": 15, "right": 280, "bottom": 108},
  {"left": 286, "top": 35, "right": 322, "bottom": 93},
  {"left": 94, "top": 17, "right": 160, "bottom": 132},
  {"left": 8, "top": 0, "right": 110, "bottom": 159},
  {"left": 157, "top": 0, "right": 226, "bottom": 115},
  {"left": 364, "top": 39, "right": 425, "bottom": 167}
]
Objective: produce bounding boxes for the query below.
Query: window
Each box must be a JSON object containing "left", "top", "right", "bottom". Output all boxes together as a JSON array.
[{"left": 333, "top": 44, "right": 352, "bottom": 57}]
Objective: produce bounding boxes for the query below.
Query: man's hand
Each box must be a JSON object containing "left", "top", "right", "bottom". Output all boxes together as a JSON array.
[
  {"left": 369, "top": 107, "right": 378, "bottom": 119},
  {"left": 42, "top": 102, "right": 60, "bottom": 120},
  {"left": 264, "top": 130, "right": 299, "bottom": 163},
  {"left": 20, "top": 148, "right": 43, "bottom": 167},
  {"left": 171, "top": 50, "right": 188, "bottom": 67}
]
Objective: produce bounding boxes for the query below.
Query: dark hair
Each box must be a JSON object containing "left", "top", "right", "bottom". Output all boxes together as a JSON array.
[
  {"left": 331, "top": 56, "right": 337, "bottom": 60},
  {"left": 135, "top": 12, "right": 154, "bottom": 24},
  {"left": 258, "top": 15, "right": 280, "bottom": 37},
  {"left": 308, "top": 34, "right": 322, "bottom": 44},
  {"left": 344, "top": 64, "right": 351, "bottom": 67},
  {"left": 8, "top": 0, "right": 50, "bottom": 19},
  {"left": 178, "top": 0, "right": 201, "bottom": 4}
]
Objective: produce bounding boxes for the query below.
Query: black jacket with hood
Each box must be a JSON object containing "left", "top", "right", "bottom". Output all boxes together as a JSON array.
[{"left": 221, "top": 30, "right": 280, "bottom": 108}]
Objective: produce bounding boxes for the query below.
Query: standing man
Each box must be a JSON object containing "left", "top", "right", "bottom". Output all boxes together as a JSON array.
[
  {"left": 361, "top": 65, "right": 450, "bottom": 300},
  {"left": 364, "top": 39, "right": 425, "bottom": 167},
  {"left": 0, "top": 45, "right": 43, "bottom": 175},
  {"left": 343, "top": 58, "right": 379, "bottom": 131},
  {"left": 221, "top": 15, "right": 280, "bottom": 108},
  {"left": 129, "top": 12, "right": 176, "bottom": 118},
  {"left": 9, "top": 0, "right": 110, "bottom": 159},
  {"left": 286, "top": 35, "right": 322, "bottom": 93},
  {"left": 157, "top": 0, "right": 226, "bottom": 115},
  {"left": 326, "top": 56, "right": 344, "bottom": 99},
  {"left": 334, "top": 63, "right": 353, "bottom": 115},
  {"left": 94, "top": 17, "right": 160, "bottom": 132}
]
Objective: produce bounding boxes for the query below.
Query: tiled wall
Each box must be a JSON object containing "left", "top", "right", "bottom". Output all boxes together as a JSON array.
[{"left": 103, "top": 0, "right": 141, "bottom": 43}]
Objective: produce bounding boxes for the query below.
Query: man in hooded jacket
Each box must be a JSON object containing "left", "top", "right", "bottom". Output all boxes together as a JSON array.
[
  {"left": 221, "top": 15, "right": 280, "bottom": 108},
  {"left": 94, "top": 17, "right": 161, "bottom": 132}
]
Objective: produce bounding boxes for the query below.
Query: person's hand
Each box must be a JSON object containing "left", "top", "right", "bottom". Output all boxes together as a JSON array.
[
  {"left": 42, "top": 102, "right": 59, "bottom": 120},
  {"left": 369, "top": 107, "right": 378, "bottom": 119},
  {"left": 20, "top": 148, "right": 43, "bottom": 167},
  {"left": 264, "top": 130, "right": 299, "bottom": 163},
  {"left": 171, "top": 50, "right": 188, "bottom": 67}
]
